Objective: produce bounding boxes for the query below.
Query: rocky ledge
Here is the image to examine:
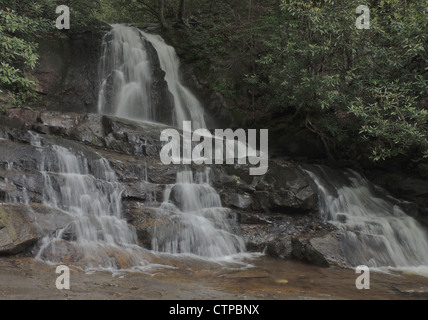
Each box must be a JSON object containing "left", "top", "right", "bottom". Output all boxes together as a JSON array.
[{"left": 0, "top": 107, "right": 375, "bottom": 268}]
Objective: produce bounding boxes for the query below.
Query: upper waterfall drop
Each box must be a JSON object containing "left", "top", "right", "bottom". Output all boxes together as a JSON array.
[
  {"left": 98, "top": 24, "right": 155, "bottom": 121},
  {"left": 139, "top": 30, "right": 207, "bottom": 130},
  {"left": 97, "top": 24, "right": 206, "bottom": 129}
]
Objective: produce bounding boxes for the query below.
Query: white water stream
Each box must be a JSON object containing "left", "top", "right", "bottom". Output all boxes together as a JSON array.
[
  {"left": 97, "top": 24, "right": 248, "bottom": 262},
  {"left": 29, "top": 24, "right": 428, "bottom": 274},
  {"left": 152, "top": 169, "right": 246, "bottom": 258},
  {"left": 30, "top": 133, "right": 149, "bottom": 271},
  {"left": 306, "top": 165, "right": 428, "bottom": 274},
  {"left": 98, "top": 24, "right": 206, "bottom": 129}
]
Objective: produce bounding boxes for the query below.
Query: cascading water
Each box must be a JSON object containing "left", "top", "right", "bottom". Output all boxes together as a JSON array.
[
  {"left": 98, "top": 24, "right": 155, "bottom": 121},
  {"left": 305, "top": 165, "right": 428, "bottom": 272},
  {"left": 151, "top": 169, "right": 246, "bottom": 258},
  {"left": 30, "top": 133, "right": 150, "bottom": 270},
  {"left": 139, "top": 30, "right": 206, "bottom": 129},
  {"left": 97, "top": 24, "right": 247, "bottom": 261},
  {"left": 98, "top": 24, "right": 206, "bottom": 129}
]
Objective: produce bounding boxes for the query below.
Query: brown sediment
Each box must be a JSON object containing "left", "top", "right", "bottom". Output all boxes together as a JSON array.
[{"left": 1, "top": 255, "right": 427, "bottom": 300}]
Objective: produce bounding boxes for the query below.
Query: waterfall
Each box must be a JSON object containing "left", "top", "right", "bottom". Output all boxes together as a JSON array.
[
  {"left": 97, "top": 24, "right": 246, "bottom": 261},
  {"left": 98, "top": 24, "right": 155, "bottom": 121},
  {"left": 151, "top": 169, "right": 246, "bottom": 258},
  {"left": 98, "top": 24, "right": 206, "bottom": 129},
  {"left": 30, "top": 133, "right": 149, "bottom": 271},
  {"left": 305, "top": 165, "right": 428, "bottom": 271},
  {"left": 139, "top": 30, "right": 206, "bottom": 129}
]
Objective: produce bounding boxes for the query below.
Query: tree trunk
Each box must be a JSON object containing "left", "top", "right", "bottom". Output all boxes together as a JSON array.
[
  {"left": 159, "top": 0, "right": 170, "bottom": 29},
  {"left": 178, "top": 0, "right": 186, "bottom": 24}
]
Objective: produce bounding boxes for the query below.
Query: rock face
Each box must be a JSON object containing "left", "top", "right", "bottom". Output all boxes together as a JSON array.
[
  {"left": 1, "top": 26, "right": 425, "bottom": 269},
  {"left": 0, "top": 204, "right": 38, "bottom": 255},
  {"left": 30, "top": 26, "right": 109, "bottom": 114},
  {"left": 368, "top": 172, "right": 428, "bottom": 227},
  {"left": 291, "top": 234, "right": 349, "bottom": 268},
  {"left": 0, "top": 107, "right": 361, "bottom": 268},
  {"left": 212, "top": 160, "right": 317, "bottom": 214},
  {"left": 0, "top": 204, "right": 71, "bottom": 255}
]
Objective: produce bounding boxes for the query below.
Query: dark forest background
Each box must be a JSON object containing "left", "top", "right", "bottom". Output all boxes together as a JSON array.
[{"left": 1, "top": 0, "right": 427, "bottom": 173}]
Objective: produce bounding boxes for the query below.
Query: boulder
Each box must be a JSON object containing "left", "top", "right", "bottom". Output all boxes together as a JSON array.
[
  {"left": 123, "top": 203, "right": 163, "bottom": 248},
  {"left": 0, "top": 204, "right": 38, "bottom": 254},
  {"left": 291, "top": 234, "right": 349, "bottom": 268},
  {"left": 265, "top": 235, "right": 293, "bottom": 259},
  {"left": 227, "top": 193, "right": 253, "bottom": 210},
  {"left": 0, "top": 203, "right": 71, "bottom": 255},
  {"left": 5, "top": 108, "right": 41, "bottom": 130},
  {"left": 212, "top": 160, "right": 318, "bottom": 214}
]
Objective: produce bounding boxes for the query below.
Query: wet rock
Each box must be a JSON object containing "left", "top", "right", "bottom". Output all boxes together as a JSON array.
[
  {"left": 37, "top": 240, "right": 85, "bottom": 265},
  {"left": 214, "top": 160, "right": 318, "bottom": 214},
  {"left": 239, "top": 223, "right": 273, "bottom": 252},
  {"left": 266, "top": 235, "right": 293, "bottom": 259},
  {"left": 251, "top": 191, "right": 272, "bottom": 212},
  {"left": 0, "top": 139, "right": 45, "bottom": 203},
  {"left": 238, "top": 212, "right": 295, "bottom": 253},
  {"left": 5, "top": 109, "right": 41, "bottom": 130},
  {"left": 39, "top": 112, "right": 83, "bottom": 131},
  {"left": 295, "top": 186, "right": 317, "bottom": 209},
  {"left": 124, "top": 203, "right": 162, "bottom": 248},
  {"left": 1, "top": 109, "right": 317, "bottom": 217},
  {"left": 0, "top": 204, "right": 38, "bottom": 254},
  {"left": 0, "top": 107, "right": 344, "bottom": 269},
  {"left": 32, "top": 27, "right": 107, "bottom": 114},
  {"left": 60, "top": 223, "right": 77, "bottom": 241},
  {"left": 101, "top": 116, "right": 166, "bottom": 157},
  {"left": 367, "top": 171, "right": 428, "bottom": 226},
  {"left": 394, "top": 286, "right": 428, "bottom": 298},
  {"left": 122, "top": 181, "right": 162, "bottom": 203},
  {"left": 291, "top": 234, "right": 349, "bottom": 268},
  {"left": 216, "top": 168, "right": 317, "bottom": 214},
  {"left": 1, "top": 109, "right": 170, "bottom": 161},
  {"left": 242, "top": 211, "right": 342, "bottom": 264},
  {"left": 0, "top": 203, "right": 71, "bottom": 255},
  {"left": 227, "top": 193, "right": 252, "bottom": 210}
]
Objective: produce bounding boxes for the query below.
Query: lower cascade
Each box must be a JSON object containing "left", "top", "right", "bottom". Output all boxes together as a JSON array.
[
  {"left": 151, "top": 169, "right": 246, "bottom": 258},
  {"left": 30, "top": 133, "right": 149, "bottom": 271},
  {"left": 305, "top": 165, "right": 428, "bottom": 270},
  {"left": 26, "top": 132, "right": 246, "bottom": 270}
]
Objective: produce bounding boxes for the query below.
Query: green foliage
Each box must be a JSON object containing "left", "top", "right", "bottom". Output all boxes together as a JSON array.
[
  {"left": 99, "top": 0, "right": 152, "bottom": 23},
  {"left": 2, "top": 0, "right": 425, "bottom": 164},
  {"left": 98, "top": 0, "right": 183, "bottom": 26},
  {"left": 169, "top": 0, "right": 427, "bottom": 163},
  {"left": 0, "top": 0, "right": 102, "bottom": 30},
  {"left": 0, "top": 0, "right": 102, "bottom": 100},
  {"left": 60, "top": 0, "right": 103, "bottom": 30},
  {"left": 0, "top": 8, "right": 43, "bottom": 94},
  {"left": 349, "top": 81, "right": 428, "bottom": 161},
  {"left": 244, "top": 0, "right": 428, "bottom": 162}
]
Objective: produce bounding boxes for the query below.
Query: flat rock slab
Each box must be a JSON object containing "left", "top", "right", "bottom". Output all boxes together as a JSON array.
[
  {"left": 292, "top": 234, "right": 349, "bottom": 268},
  {"left": 0, "top": 203, "right": 72, "bottom": 255},
  {"left": 0, "top": 204, "right": 39, "bottom": 255}
]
